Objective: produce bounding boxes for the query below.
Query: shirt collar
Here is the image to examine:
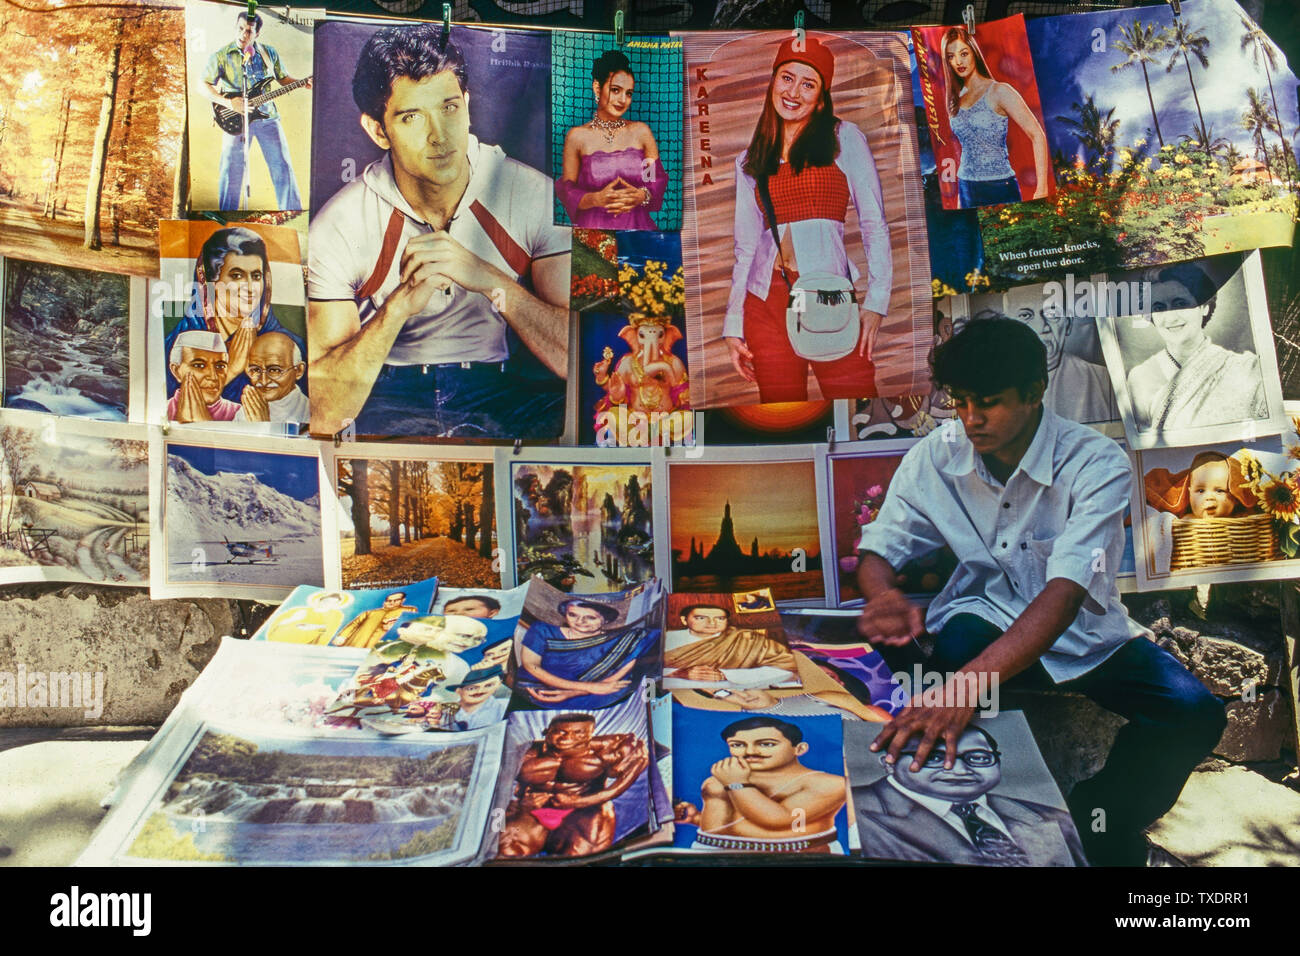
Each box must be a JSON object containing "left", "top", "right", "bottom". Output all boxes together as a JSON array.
[
  {"left": 362, "top": 134, "right": 483, "bottom": 226},
  {"left": 940, "top": 405, "right": 1058, "bottom": 488}
]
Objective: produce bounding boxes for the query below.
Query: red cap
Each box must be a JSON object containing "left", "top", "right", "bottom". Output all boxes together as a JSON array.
[{"left": 771, "top": 35, "right": 835, "bottom": 90}]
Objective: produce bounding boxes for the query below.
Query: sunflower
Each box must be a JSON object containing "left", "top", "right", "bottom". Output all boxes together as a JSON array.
[{"left": 1258, "top": 475, "right": 1300, "bottom": 522}]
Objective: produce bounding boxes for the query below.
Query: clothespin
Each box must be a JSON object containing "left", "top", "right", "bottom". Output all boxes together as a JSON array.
[
  {"left": 1167, "top": 0, "right": 1182, "bottom": 17},
  {"left": 333, "top": 419, "right": 355, "bottom": 447},
  {"left": 246, "top": 0, "right": 257, "bottom": 21},
  {"left": 200, "top": 211, "right": 227, "bottom": 225},
  {"left": 440, "top": 4, "right": 452, "bottom": 51},
  {"left": 513, "top": 439, "right": 523, "bottom": 456},
  {"left": 962, "top": 3, "right": 976, "bottom": 36},
  {"left": 614, "top": 9, "right": 625, "bottom": 46},
  {"left": 826, "top": 425, "right": 836, "bottom": 451},
  {"left": 793, "top": 9, "right": 805, "bottom": 45},
  {"left": 161, "top": 422, "right": 170, "bottom": 437}
]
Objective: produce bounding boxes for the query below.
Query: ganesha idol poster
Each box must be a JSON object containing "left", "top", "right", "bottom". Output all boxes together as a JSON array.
[{"left": 572, "top": 229, "right": 697, "bottom": 448}]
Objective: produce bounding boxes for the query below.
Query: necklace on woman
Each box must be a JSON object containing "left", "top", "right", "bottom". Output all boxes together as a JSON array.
[{"left": 590, "top": 115, "right": 626, "bottom": 145}]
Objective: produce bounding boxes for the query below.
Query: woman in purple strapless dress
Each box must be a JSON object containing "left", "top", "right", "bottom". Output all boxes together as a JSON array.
[{"left": 557, "top": 50, "right": 666, "bottom": 231}]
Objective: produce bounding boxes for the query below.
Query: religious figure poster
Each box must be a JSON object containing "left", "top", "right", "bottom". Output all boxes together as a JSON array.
[
  {"left": 846, "top": 711, "right": 1085, "bottom": 866},
  {"left": 572, "top": 229, "right": 694, "bottom": 448},
  {"left": 149, "top": 430, "right": 325, "bottom": 599},
  {"left": 678, "top": 29, "right": 932, "bottom": 409},
  {"left": 152, "top": 219, "right": 308, "bottom": 431},
  {"left": 551, "top": 31, "right": 683, "bottom": 230},
  {"left": 2, "top": 257, "right": 140, "bottom": 420},
  {"left": 661, "top": 588, "right": 800, "bottom": 692},
  {"left": 1097, "top": 252, "right": 1286, "bottom": 450},
  {"left": 251, "top": 576, "right": 439, "bottom": 647},
  {"left": 0, "top": 0, "right": 185, "bottom": 276},
  {"left": 914, "top": 14, "right": 1055, "bottom": 211},
  {"left": 499, "top": 447, "right": 655, "bottom": 593},
  {"left": 184, "top": 0, "right": 320, "bottom": 213},
  {"left": 307, "top": 21, "right": 570, "bottom": 441},
  {"left": 670, "top": 706, "right": 850, "bottom": 855},
  {"left": 656, "top": 446, "right": 825, "bottom": 603},
  {"left": 326, "top": 443, "right": 498, "bottom": 592}
]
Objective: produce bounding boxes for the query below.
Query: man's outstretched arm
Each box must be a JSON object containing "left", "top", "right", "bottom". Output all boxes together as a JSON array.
[{"left": 871, "top": 577, "right": 1087, "bottom": 771}]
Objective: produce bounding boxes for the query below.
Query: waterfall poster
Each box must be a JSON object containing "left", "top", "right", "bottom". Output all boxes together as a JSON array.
[{"left": 82, "top": 720, "right": 505, "bottom": 866}]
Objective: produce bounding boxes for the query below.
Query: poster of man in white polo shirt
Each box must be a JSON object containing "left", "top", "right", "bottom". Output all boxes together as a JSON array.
[{"left": 308, "top": 21, "right": 570, "bottom": 440}]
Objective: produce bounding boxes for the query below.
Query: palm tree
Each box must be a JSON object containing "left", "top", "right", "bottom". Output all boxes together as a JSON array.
[
  {"left": 1164, "top": 19, "right": 1211, "bottom": 152},
  {"left": 1111, "top": 20, "right": 1173, "bottom": 147},
  {"left": 1239, "top": 13, "right": 1292, "bottom": 161},
  {"left": 1056, "top": 94, "right": 1121, "bottom": 174},
  {"left": 1242, "top": 87, "right": 1281, "bottom": 184}
]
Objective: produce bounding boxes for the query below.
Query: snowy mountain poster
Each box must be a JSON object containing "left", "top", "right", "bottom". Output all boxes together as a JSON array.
[{"left": 151, "top": 431, "right": 325, "bottom": 598}]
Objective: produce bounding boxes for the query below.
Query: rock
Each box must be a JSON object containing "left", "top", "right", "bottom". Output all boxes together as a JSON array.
[
  {"left": 1215, "top": 691, "right": 1293, "bottom": 762},
  {"left": 63, "top": 374, "right": 124, "bottom": 408},
  {"left": 3, "top": 366, "right": 32, "bottom": 390},
  {"left": 1000, "top": 690, "right": 1127, "bottom": 795},
  {"left": 0, "top": 587, "right": 236, "bottom": 727},
  {"left": 1139, "top": 609, "right": 1285, "bottom": 698},
  {"left": 1147, "top": 765, "right": 1300, "bottom": 865}
]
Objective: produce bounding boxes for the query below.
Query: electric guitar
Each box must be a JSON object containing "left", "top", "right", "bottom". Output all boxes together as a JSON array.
[{"left": 212, "top": 75, "right": 312, "bottom": 135}]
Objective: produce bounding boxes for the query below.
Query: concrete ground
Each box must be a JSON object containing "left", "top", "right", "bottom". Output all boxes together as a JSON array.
[{"left": 1, "top": 725, "right": 1297, "bottom": 867}]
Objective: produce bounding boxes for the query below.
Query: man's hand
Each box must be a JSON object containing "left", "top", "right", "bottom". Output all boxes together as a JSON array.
[
  {"left": 240, "top": 384, "right": 269, "bottom": 421},
  {"left": 870, "top": 684, "right": 977, "bottom": 772},
  {"left": 709, "top": 756, "right": 751, "bottom": 787},
  {"left": 668, "top": 664, "right": 726, "bottom": 682},
  {"left": 724, "top": 336, "right": 756, "bottom": 383},
  {"left": 227, "top": 96, "right": 247, "bottom": 113},
  {"left": 174, "top": 375, "right": 212, "bottom": 423},
  {"left": 857, "top": 587, "right": 923, "bottom": 646},
  {"left": 525, "top": 686, "right": 584, "bottom": 703},
  {"left": 395, "top": 230, "right": 506, "bottom": 306}
]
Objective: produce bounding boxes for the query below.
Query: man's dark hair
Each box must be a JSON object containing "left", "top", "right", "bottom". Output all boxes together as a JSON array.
[
  {"left": 387, "top": 591, "right": 407, "bottom": 601},
  {"left": 1148, "top": 261, "right": 1218, "bottom": 326},
  {"left": 931, "top": 316, "right": 1047, "bottom": 400},
  {"left": 446, "top": 594, "right": 501, "bottom": 613},
  {"left": 965, "top": 724, "right": 1000, "bottom": 753},
  {"left": 353, "top": 23, "right": 469, "bottom": 124},
  {"left": 721, "top": 716, "right": 803, "bottom": 746},
  {"left": 679, "top": 603, "right": 730, "bottom": 622},
  {"left": 236, "top": 10, "right": 263, "bottom": 32},
  {"left": 549, "top": 713, "right": 595, "bottom": 727}
]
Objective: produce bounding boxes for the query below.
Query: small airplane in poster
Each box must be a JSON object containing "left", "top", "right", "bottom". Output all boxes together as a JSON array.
[{"left": 222, "top": 537, "right": 275, "bottom": 564}]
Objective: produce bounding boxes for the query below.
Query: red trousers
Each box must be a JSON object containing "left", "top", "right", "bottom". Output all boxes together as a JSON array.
[{"left": 742, "top": 268, "right": 878, "bottom": 402}]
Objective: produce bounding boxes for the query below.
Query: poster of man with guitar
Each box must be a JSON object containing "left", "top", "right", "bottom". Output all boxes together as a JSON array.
[{"left": 189, "top": 4, "right": 315, "bottom": 212}]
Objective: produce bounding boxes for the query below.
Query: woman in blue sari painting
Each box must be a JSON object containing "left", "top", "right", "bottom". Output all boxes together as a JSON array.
[{"left": 517, "top": 598, "right": 658, "bottom": 709}]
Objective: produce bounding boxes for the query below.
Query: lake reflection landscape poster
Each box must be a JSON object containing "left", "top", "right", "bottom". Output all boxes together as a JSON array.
[{"left": 122, "top": 725, "right": 502, "bottom": 865}]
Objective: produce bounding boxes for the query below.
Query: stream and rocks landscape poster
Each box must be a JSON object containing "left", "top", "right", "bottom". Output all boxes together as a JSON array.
[{"left": 3, "top": 258, "right": 130, "bottom": 419}]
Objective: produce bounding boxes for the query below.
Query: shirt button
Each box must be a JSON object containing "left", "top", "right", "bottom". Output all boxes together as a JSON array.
[
  {"left": 1001, "top": 542, "right": 1007, "bottom": 549},
  {"left": 1021, "top": 542, "right": 1027, "bottom": 550},
  {"left": 1002, "top": 502, "right": 1010, "bottom": 509}
]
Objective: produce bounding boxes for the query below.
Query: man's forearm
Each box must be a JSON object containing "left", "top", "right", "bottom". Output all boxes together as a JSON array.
[
  {"left": 309, "top": 302, "right": 408, "bottom": 432},
  {"left": 497, "top": 275, "right": 568, "bottom": 377},
  {"left": 955, "top": 578, "right": 1086, "bottom": 685},
  {"left": 856, "top": 550, "right": 899, "bottom": 600}
]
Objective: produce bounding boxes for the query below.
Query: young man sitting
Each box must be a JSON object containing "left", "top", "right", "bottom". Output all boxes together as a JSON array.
[{"left": 856, "top": 317, "right": 1225, "bottom": 866}]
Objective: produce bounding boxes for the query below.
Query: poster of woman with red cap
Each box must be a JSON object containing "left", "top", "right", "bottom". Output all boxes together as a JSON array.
[{"left": 679, "top": 31, "right": 932, "bottom": 411}]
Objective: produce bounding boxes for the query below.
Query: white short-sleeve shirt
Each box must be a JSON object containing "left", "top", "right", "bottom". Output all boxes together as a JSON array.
[
  {"left": 857, "top": 407, "right": 1148, "bottom": 682},
  {"left": 308, "top": 136, "right": 570, "bottom": 366}
]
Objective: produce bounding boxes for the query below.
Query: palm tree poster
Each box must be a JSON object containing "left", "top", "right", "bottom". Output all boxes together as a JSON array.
[
  {"left": 333, "top": 450, "right": 499, "bottom": 592},
  {"left": 975, "top": 0, "right": 1297, "bottom": 287},
  {"left": 0, "top": 0, "right": 186, "bottom": 276}
]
